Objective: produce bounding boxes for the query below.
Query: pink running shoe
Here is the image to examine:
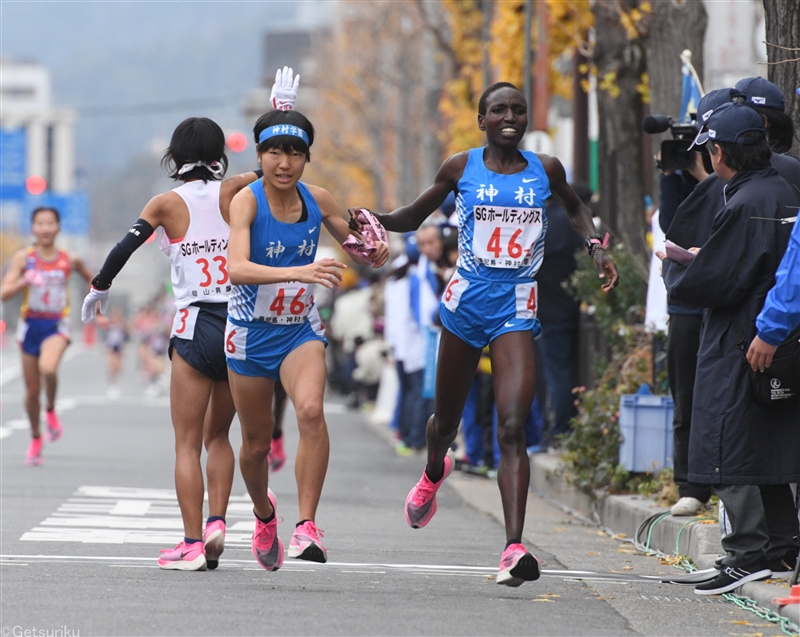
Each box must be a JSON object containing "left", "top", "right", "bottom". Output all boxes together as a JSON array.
[
  {"left": 25, "top": 437, "right": 43, "bottom": 466},
  {"left": 157, "top": 541, "right": 207, "bottom": 571},
  {"left": 45, "top": 410, "right": 62, "bottom": 442},
  {"left": 203, "top": 519, "right": 226, "bottom": 570},
  {"left": 404, "top": 449, "right": 455, "bottom": 529},
  {"left": 288, "top": 520, "right": 327, "bottom": 563},
  {"left": 252, "top": 490, "right": 284, "bottom": 571},
  {"left": 497, "top": 543, "right": 541, "bottom": 587},
  {"left": 269, "top": 436, "right": 286, "bottom": 472}
]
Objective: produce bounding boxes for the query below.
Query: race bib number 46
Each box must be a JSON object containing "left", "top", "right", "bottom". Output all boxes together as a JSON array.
[
  {"left": 472, "top": 206, "right": 543, "bottom": 268},
  {"left": 253, "top": 282, "right": 315, "bottom": 325}
]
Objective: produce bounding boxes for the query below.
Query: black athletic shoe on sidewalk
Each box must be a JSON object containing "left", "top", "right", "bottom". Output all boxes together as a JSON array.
[
  {"left": 767, "top": 550, "right": 799, "bottom": 577},
  {"left": 694, "top": 564, "right": 771, "bottom": 595}
]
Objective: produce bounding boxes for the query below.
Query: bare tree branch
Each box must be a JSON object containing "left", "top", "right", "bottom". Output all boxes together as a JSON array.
[
  {"left": 764, "top": 40, "right": 800, "bottom": 51},
  {"left": 760, "top": 57, "right": 800, "bottom": 65}
]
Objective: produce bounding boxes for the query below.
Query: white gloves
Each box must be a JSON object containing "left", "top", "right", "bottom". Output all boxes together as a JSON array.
[
  {"left": 270, "top": 66, "right": 300, "bottom": 111},
  {"left": 81, "top": 287, "right": 109, "bottom": 324}
]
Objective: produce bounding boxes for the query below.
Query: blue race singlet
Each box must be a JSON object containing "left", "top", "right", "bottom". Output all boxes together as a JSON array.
[{"left": 454, "top": 147, "right": 551, "bottom": 281}]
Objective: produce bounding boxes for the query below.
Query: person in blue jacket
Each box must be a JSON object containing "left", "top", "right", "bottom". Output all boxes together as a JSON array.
[{"left": 747, "top": 215, "right": 800, "bottom": 371}]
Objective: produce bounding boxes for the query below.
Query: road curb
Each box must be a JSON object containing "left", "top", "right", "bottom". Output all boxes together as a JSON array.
[{"left": 530, "top": 453, "right": 800, "bottom": 627}]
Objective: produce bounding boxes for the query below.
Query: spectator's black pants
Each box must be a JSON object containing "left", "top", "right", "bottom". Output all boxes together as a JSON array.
[
  {"left": 667, "top": 313, "right": 712, "bottom": 502},
  {"left": 717, "top": 483, "right": 800, "bottom": 567}
]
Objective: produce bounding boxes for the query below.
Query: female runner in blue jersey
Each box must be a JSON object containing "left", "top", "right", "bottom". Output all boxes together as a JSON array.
[
  {"left": 355, "top": 82, "right": 619, "bottom": 586},
  {"left": 226, "top": 109, "right": 389, "bottom": 571}
]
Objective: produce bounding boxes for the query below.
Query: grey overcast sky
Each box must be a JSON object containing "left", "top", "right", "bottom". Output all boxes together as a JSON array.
[{"left": 0, "top": 1, "right": 332, "bottom": 176}]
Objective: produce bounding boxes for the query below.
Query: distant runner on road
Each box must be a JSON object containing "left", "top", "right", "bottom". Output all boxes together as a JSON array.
[{"left": 1, "top": 206, "right": 93, "bottom": 466}]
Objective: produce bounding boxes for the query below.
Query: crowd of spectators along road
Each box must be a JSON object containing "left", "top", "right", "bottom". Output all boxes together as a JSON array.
[{"left": 323, "top": 187, "right": 589, "bottom": 476}]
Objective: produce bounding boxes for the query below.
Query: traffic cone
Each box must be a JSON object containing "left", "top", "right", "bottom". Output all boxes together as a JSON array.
[{"left": 773, "top": 584, "right": 800, "bottom": 607}]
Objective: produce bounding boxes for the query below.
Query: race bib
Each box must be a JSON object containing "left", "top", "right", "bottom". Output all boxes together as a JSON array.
[
  {"left": 185, "top": 253, "right": 231, "bottom": 299},
  {"left": 171, "top": 305, "right": 200, "bottom": 339},
  {"left": 27, "top": 283, "right": 67, "bottom": 314},
  {"left": 472, "top": 206, "right": 543, "bottom": 268},
  {"left": 514, "top": 281, "right": 538, "bottom": 319},
  {"left": 252, "top": 282, "right": 315, "bottom": 325},
  {"left": 442, "top": 274, "right": 469, "bottom": 313},
  {"left": 224, "top": 320, "right": 247, "bottom": 360}
]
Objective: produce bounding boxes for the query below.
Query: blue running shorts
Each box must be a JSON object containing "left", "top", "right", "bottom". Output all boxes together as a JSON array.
[
  {"left": 225, "top": 315, "right": 327, "bottom": 380},
  {"left": 439, "top": 269, "right": 541, "bottom": 350},
  {"left": 169, "top": 303, "right": 229, "bottom": 382},
  {"left": 17, "top": 317, "right": 70, "bottom": 356}
]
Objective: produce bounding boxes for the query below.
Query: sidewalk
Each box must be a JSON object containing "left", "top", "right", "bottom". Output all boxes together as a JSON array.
[
  {"left": 529, "top": 452, "right": 800, "bottom": 627},
  {"left": 361, "top": 408, "right": 799, "bottom": 629}
]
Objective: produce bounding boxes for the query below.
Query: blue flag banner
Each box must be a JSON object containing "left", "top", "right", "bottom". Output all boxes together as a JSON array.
[{"left": 679, "top": 62, "right": 703, "bottom": 123}]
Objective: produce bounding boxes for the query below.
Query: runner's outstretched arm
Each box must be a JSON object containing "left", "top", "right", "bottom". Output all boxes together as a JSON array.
[{"left": 367, "top": 153, "right": 468, "bottom": 233}]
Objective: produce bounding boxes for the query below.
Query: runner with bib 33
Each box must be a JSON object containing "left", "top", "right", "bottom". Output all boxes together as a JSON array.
[{"left": 353, "top": 82, "right": 619, "bottom": 586}]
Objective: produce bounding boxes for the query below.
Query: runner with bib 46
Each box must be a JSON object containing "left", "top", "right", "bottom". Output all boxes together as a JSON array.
[{"left": 351, "top": 82, "right": 619, "bottom": 586}]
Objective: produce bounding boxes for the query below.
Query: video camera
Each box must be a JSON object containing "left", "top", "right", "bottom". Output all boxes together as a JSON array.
[{"left": 642, "top": 114, "right": 711, "bottom": 173}]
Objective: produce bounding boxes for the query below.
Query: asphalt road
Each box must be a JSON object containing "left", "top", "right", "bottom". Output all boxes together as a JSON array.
[{"left": 0, "top": 344, "right": 776, "bottom": 636}]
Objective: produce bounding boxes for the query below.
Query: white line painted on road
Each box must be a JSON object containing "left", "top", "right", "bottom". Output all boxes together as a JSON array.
[
  {"left": 0, "top": 553, "right": 679, "bottom": 583},
  {"left": 21, "top": 485, "right": 256, "bottom": 546}
]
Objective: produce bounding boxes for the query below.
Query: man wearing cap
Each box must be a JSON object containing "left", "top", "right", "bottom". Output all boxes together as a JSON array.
[
  {"left": 659, "top": 102, "right": 800, "bottom": 596},
  {"left": 735, "top": 76, "right": 797, "bottom": 158}
]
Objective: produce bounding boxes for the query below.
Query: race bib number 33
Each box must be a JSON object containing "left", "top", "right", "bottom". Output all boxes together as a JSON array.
[{"left": 472, "top": 206, "right": 543, "bottom": 268}]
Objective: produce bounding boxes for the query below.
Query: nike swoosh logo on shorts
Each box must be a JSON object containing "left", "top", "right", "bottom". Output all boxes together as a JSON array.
[
  {"left": 504, "top": 322, "right": 515, "bottom": 328},
  {"left": 522, "top": 178, "right": 537, "bottom": 183},
  {"left": 309, "top": 226, "right": 317, "bottom": 233}
]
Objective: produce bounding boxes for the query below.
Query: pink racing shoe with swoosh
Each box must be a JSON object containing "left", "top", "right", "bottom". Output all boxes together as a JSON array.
[
  {"left": 25, "top": 437, "right": 43, "bottom": 466},
  {"left": 268, "top": 436, "right": 286, "bottom": 472},
  {"left": 252, "top": 489, "right": 284, "bottom": 571},
  {"left": 45, "top": 410, "right": 62, "bottom": 442},
  {"left": 288, "top": 520, "right": 327, "bottom": 563},
  {"left": 404, "top": 449, "right": 455, "bottom": 529},
  {"left": 157, "top": 541, "right": 207, "bottom": 571},
  {"left": 496, "top": 543, "right": 541, "bottom": 587},
  {"left": 203, "top": 519, "right": 226, "bottom": 570}
]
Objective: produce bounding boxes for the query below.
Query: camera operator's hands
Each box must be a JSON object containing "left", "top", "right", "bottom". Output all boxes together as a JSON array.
[
  {"left": 593, "top": 250, "right": 620, "bottom": 292},
  {"left": 687, "top": 151, "right": 710, "bottom": 182},
  {"left": 655, "top": 150, "right": 674, "bottom": 176}
]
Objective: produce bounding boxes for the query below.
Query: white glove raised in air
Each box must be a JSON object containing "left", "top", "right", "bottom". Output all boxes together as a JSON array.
[
  {"left": 81, "top": 287, "right": 110, "bottom": 324},
  {"left": 270, "top": 66, "right": 300, "bottom": 111}
]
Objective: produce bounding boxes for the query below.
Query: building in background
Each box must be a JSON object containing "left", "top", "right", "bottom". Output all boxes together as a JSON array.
[{"left": 0, "top": 58, "right": 88, "bottom": 239}]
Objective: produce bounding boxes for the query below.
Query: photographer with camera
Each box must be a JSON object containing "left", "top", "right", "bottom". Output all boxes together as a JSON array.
[
  {"left": 649, "top": 89, "right": 731, "bottom": 516},
  {"left": 658, "top": 103, "right": 800, "bottom": 595}
]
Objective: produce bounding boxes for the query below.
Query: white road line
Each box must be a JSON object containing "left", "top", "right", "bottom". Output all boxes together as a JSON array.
[{"left": 0, "top": 554, "right": 675, "bottom": 582}]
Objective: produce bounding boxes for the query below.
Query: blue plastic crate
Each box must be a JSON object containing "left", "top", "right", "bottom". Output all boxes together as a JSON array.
[{"left": 618, "top": 394, "right": 674, "bottom": 473}]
